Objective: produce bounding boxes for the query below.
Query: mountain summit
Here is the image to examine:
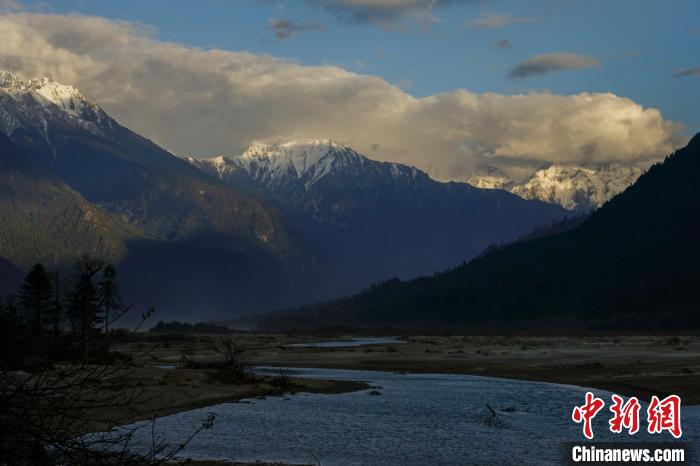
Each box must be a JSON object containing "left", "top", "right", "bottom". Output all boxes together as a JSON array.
[
  {"left": 0, "top": 71, "right": 111, "bottom": 138},
  {"left": 511, "top": 163, "right": 644, "bottom": 211},
  {"left": 188, "top": 140, "right": 568, "bottom": 293},
  {"left": 259, "top": 134, "right": 700, "bottom": 332},
  {"left": 0, "top": 72, "right": 323, "bottom": 319},
  {"left": 467, "top": 162, "right": 644, "bottom": 211},
  {"left": 466, "top": 165, "right": 514, "bottom": 190},
  {"left": 189, "top": 138, "right": 425, "bottom": 195}
]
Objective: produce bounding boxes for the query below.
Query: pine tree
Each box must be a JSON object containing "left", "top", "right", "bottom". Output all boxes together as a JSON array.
[
  {"left": 51, "top": 269, "right": 63, "bottom": 341},
  {"left": 18, "top": 264, "right": 53, "bottom": 334},
  {"left": 67, "top": 256, "right": 103, "bottom": 356},
  {"left": 98, "top": 264, "right": 122, "bottom": 334}
]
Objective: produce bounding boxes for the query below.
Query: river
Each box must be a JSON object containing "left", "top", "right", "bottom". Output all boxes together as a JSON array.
[{"left": 109, "top": 366, "right": 699, "bottom": 465}]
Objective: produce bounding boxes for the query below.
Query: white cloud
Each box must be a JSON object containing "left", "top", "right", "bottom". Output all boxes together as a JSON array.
[{"left": 0, "top": 13, "right": 684, "bottom": 180}]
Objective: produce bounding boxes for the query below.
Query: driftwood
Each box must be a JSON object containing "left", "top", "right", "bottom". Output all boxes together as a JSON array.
[{"left": 482, "top": 402, "right": 508, "bottom": 429}]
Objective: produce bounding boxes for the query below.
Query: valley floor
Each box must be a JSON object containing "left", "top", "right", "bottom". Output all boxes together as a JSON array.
[
  {"left": 100, "top": 333, "right": 699, "bottom": 465},
  {"left": 85, "top": 353, "right": 367, "bottom": 431},
  {"left": 245, "top": 334, "right": 700, "bottom": 405},
  {"left": 113, "top": 333, "right": 700, "bottom": 418}
]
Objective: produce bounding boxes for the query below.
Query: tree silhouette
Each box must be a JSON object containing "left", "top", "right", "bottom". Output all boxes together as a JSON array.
[
  {"left": 98, "top": 264, "right": 122, "bottom": 335},
  {"left": 66, "top": 256, "right": 104, "bottom": 356},
  {"left": 18, "top": 263, "right": 53, "bottom": 335},
  {"left": 51, "top": 269, "right": 63, "bottom": 341},
  {"left": 1, "top": 261, "right": 215, "bottom": 464}
]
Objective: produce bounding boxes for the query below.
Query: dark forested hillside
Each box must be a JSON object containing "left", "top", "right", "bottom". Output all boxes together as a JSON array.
[
  {"left": 0, "top": 133, "right": 145, "bottom": 268},
  {"left": 0, "top": 74, "right": 328, "bottom": 319},
  {"left": 0, "top": 256, "right": 22, "bottom": 296},
  {"left": 258, "top": 134, "right": 700, "bottom": 333}
]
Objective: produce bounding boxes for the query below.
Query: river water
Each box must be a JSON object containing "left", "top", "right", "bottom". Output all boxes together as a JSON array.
[
  {"left": 112, "top": 366, "right": 699, "bottom": 465},
  {"left": 285, "top": 337, "right": 404, "bottom": 348}
]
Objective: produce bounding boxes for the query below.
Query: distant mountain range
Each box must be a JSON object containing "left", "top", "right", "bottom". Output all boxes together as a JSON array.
[
  {"left": 257, "top": 134, "right": 700, "bottom": 333},
  {"left": 467, "top": 163, "right": 644, "bottom": 212},
  {"left": 187, "top": 139, "right": 568, "bottom": 293},
  {"left": 0, "top": 71, "right": 325, "bottom": 319},
  {"left": 0, "top": 72, "right": 570, "bottom": 319}
]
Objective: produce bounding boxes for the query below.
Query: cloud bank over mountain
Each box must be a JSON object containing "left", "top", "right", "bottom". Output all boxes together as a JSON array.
[{"left": 0, "top": 13, "right": 683, "bottom": 180}]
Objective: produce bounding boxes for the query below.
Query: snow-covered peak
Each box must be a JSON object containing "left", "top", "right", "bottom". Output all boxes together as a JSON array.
[
  {"left": 29, "top": 77, "right": 96, "bottom": 119},
  {"left": 0, "top": 71, "right": 25, "bottom": 91},
  {"left": 465, "top": 161, "right": 644, "bottom": 211},
  {"left": 188, "top": 138, "right": 426, "bottom": 194},
  {"left": 0, "top": 71, "right": 107, "bottom": 131},
  {"left": 466, "top": 165, "right": 514, "bottom": 190},
  {"left": 511, "top": 163, "right": 644, "bottom": 211},
  {"left": 242, "top": 138, "right": 347, "bottom": 161},
  {"left": 206, "top": 155, "right": 230, "bottom": 167},
  {"left": 186, "top": 155, "right": 237, "bottom": 181},
  {"left": 234, "top": 138, "right": 370, "bottom": 188}
]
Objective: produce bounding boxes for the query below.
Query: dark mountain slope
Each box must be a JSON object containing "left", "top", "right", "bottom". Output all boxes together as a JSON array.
[
  {"left": 258, "top": 135, "right": 700, "bottom": 333},
  {"left": 0, "top": 74, "right": 301, "bottom": 260},
  {"left": 0, "top": 73, "right": 328, "bottom": 318},
  {"left": 0, "top": 256, "right": 22, "bottom": 297},
  {"left": 189, "top": 140, "right": 569, "bottom": 294},
  {"left": 0, "top": 133, "right": 144, "bottom": 268}
]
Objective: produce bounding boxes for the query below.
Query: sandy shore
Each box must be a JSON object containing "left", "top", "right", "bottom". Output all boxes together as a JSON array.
[
  {"left": 108, "top": 333, "right": 700, "bottom": 411},
  {"left": 86, "top": 364, "right": 367, "bottom": 431},
  {"left": 242, "top": 334, "right": 700, "bottom": 405}
]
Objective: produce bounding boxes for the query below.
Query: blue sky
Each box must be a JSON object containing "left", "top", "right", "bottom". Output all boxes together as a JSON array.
[{"left": 25, "top": 0, "right": 700, "bottom": 132}]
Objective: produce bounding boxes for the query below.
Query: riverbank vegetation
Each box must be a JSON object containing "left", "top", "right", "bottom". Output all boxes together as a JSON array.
[{"left": 0, "top": 258, "right": 215, "bottom": 464}]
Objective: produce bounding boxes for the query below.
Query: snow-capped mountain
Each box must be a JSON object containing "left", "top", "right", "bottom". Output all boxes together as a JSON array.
[
  {"left": 188, "top": 139, "right": 567, "bottom": 292},
  {"left": 0, "top": 71, "right": 323, "bottom": 319},
  {"left": 261, "top": 134, "right": 700, "bottom": 333},
  {"left": 466, "top": 165, "right": 514, "bottom": 190},
  {"left": 510, "top": 164, "right": 644, "bottom": 211},
  {"left": 0, "top": 71, "right": 113, "bottom": 140},
  {"left": 187, "top": 138, "right": 427, "bottom": 199},
  {"left": 467, "top": 162, "right": 644, "bottom": 211}
]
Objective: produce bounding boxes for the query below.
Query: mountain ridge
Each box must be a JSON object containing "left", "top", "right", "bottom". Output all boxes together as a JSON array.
[
  {"left": 511, "top": 163, "right": 644, "bottom": 211},
  {"left": 257, "top": 134, "right": 700, "bottom": 333},
  {"left": 0, "top": 72, "right": 329, "bottom": 319},
  {"left": 467, "top": 162, "right": 644, "bottom": 211},
  {"left": 188, "top": 138, "right": 570, "bottom": 293},
  {"left": 0, "top": 71, "right": 307, "bottom": 259}
]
